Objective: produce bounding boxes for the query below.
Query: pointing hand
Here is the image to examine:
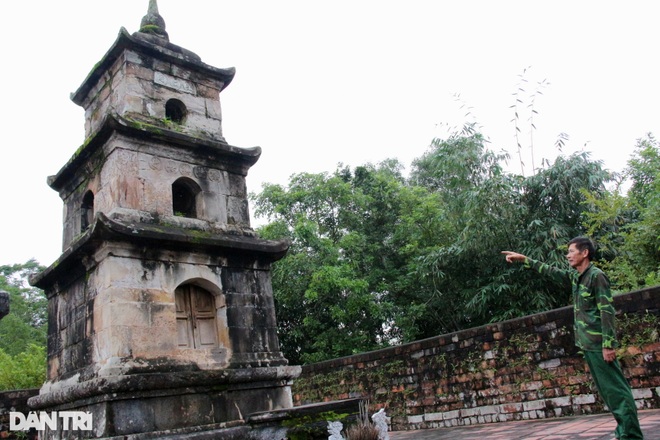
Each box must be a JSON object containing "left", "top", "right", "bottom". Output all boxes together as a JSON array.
[{"left": 501, "top": 251, "right": 527, "bottom": 263}]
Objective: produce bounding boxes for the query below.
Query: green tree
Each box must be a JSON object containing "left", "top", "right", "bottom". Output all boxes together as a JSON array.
[
  {"left": 386, "top": 185, "right": 447, "bottom": 341},
  {"left": 0, "top": 344, "right": 46, "bottom": 390},
  {"left": 626, "top": 133, "right": 660, "bottom": 208},
  {"left": 406, "top": 129, "right": 526, "bottom": 330},
  {"left": 621, "top": 134, "right": 660, "bottom": 284},
  {"left": 0, "top": 260, "right": 47, "bottom": 390},
  {"left": 253, "top": 126, "right": 647, "bottom": 364},
  {"left": 253, "top": 164, "right": 403, "bottom": 363},
  {"left": 583, "top": 134, "right": 660, "bottom": 289},
  {"left": 0, "top": 260, "right": 47, "bottom": 356},
  {"left": 478, "top": 152, "right": 611, "bottom": 322},
  {"left": 407, "top": 136, "right": 612, "bottom": 331}
]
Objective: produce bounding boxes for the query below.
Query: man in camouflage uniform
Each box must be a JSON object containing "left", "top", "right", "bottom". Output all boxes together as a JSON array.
[{"left": 502, "top": 236, "right": 643, "bottom": 440}]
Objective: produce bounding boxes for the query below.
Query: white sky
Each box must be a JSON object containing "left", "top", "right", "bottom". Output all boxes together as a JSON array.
[{"left": 0, "top": 1, "right": 658, "bottom": 267}]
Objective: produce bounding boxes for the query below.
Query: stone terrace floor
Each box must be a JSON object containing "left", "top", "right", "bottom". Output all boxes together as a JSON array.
[{"left": 389, "top": 408, "right": 660, "bottom": 439}]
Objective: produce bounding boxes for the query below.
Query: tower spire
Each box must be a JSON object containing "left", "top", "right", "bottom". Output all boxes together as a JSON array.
[{"left": 139, "top": 0, "right": 169, "bottom": 41}]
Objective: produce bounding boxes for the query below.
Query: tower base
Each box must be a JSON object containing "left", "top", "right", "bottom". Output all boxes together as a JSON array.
[{"left": 28, "top": 367, "right": 301, "bottom": 439}]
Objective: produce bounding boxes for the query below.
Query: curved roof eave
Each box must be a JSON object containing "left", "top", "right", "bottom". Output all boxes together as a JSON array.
[
  {"left": 47, "top": 114, "right": 262, "bottom": 191},
  {"left": 71, "top": 27, "right": 236, "bottom": 106},
  {"left": 30, "top": 213, "right": 290, "bottom": 290}
]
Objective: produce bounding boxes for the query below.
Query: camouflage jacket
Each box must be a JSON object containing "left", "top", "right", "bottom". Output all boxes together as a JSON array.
[{"left": 524, "top": 258, "right": 617, "bottom": 351}]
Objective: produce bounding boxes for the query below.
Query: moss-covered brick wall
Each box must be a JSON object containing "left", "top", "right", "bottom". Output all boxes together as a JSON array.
[{"left": 293, "top": 287, "right": 660, "bottom": 432}]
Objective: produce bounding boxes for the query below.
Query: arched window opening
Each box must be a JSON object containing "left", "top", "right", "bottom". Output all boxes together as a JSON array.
[
  {"left": 175, "top": 285, "right": 219, "bottom": 349},
  {"left": 165, "top": 99, "right": 187, "bottom": 124},
  {"left": 81, "top": 191, "right": 95, "bottom": 232},
  {"left": 172, "top": 178, "right": 201, "bottom": 218}
]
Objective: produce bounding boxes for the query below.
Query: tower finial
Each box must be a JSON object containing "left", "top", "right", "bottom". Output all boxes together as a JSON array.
[{"left": 139, "top": 0, "right": 169, "bottom": 41}]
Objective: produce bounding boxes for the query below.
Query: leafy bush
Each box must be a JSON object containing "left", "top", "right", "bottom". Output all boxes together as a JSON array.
[{"left": 0, "top": 344, "right": 46, "bottom": 391}]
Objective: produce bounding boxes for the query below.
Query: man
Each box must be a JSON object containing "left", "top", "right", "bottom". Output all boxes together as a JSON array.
[{"left": 502, "top": 236, "right": 643, "bottom": 440}]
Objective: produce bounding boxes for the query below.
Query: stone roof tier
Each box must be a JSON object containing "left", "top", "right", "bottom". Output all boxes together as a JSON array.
[
  {"left": 30, "top": 212, "right": 289, "bottom": 290},
  {"left": 72, "top": 27, "right": 235, "bottom": 108}
]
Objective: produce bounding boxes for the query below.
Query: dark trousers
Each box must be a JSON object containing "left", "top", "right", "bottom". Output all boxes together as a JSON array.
[{"left": 584, "top": 350, "right": 643, "bottom": 439}]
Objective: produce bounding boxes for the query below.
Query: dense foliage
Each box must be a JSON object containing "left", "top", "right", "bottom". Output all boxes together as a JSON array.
[
  {"left": 253, "top": 129, "right": 660, "bottom": 364},
  {"left": 0, "top": 260, "right": 47, "bottom": 390},
  {"left": 583, "top": 134, "right": 660, "bottom": 289}
]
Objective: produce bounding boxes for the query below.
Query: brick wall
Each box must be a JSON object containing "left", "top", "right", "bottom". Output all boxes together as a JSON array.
[{"left": 293, "top": 287, "right": 660, "bottom": 431}]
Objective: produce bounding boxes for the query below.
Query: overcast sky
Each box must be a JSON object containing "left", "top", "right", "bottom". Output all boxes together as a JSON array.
[{"left": 1, "top": 1, "right": 658, "bottom": 267}]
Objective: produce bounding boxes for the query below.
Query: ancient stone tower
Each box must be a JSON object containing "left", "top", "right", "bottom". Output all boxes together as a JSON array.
[{"left": 29, "top": 1, "right": 299, "bottom": 438}]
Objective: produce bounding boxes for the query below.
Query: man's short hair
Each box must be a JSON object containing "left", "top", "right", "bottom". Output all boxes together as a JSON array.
[{"left": 568, "top": 236, "right": 596, "bottom": 260}]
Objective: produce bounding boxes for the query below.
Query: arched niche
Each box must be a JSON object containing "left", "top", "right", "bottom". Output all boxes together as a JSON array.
[
  {"left": 172, "top": 177, "right": 201, "bottom": 218},
  {"left": 81, "top": 190, "right": 95, "bottom": 232}
]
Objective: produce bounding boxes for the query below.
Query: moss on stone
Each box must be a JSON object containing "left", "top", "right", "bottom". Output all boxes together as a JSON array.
[{"left": 139, "top": 25, "right": 163, "bottom": 35}]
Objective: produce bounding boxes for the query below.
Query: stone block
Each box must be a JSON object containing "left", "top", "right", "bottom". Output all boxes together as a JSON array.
[
  {"left": 411, "top": 350, "right": 424, "bottom": 359},
  {"left": 424, "top": 412, "right": 443, "bottom": 422},
  {"left": 459, "top": 407, "right": 477, "bottom": 418},
  {"left": 100, "top": 326, "right": 134, "bottom": 358},
  {"left": 500, "top": 403, "right": 523, "bottom": 413},
  {"left": 520, "top": 381, "right": 544, "bottom": 391},
  {"left": 551, "top": 396, "right": 572, "bottom": 407},
  {"left": 632, "top": 388, "right": 653, "bottom": 399},
  {"left": 442, "top": 410, "right": 460, "bottom": 420},
  {"left": 572, "top": 394, "right": 596, "bottom": 405},
  {"left": 476, "top": 405, "right": 498, "bottom": 415},
  {"left": 154, "top": 71, "right": 196, "bottom": 94},
  {"left": 197, "top": 83, "right": 221, "bottom": 100},
  {"left": 522, "top": 400, "right": 546, "bottom": 412}
]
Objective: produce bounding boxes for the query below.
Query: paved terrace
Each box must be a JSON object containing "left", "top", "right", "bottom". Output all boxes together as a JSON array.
[{"left": 389, "top": 408, "right": 660, "bottom": 439}]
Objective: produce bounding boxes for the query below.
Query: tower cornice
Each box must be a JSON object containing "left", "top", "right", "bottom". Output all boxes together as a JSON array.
[
  {"left": 71, "top": 27, "right": 235, "bottom": 107},
  {"left": 47, "top": 113, "right": 261, "bottom": 193},
  {"left": 30, "top": 212, "right": 290, "bottom": 290}
]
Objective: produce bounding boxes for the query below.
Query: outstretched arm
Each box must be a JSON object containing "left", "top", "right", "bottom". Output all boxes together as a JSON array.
[
  {"left": 502, "top": 250, "right": 573, "bottom": 296},
  {"left": 501, "top": 251, "right": 527, "bottom": 264}
]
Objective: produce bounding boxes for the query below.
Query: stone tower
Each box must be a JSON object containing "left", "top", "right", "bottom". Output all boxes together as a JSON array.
[{"left": 29, "top": 1, "right": 299, "bottom": 438}]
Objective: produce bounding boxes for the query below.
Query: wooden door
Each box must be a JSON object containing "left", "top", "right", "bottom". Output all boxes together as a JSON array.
[{"left": 175, "top": 285, "right": 218, "bottom": 348}]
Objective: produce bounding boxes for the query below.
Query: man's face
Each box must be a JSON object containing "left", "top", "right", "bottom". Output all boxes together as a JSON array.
[{"left": 566, "top": 243, "right": 588, "bottom": 269}]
